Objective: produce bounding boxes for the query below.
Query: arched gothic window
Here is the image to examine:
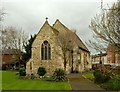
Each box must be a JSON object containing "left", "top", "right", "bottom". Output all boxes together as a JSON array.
[{"left": 41, "top": 41, "right": 51, "bottom": 60}]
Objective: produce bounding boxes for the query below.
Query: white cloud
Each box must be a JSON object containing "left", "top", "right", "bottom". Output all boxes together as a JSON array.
[{"left": 1, "top": 0, "right": 117, "bottom": 54}]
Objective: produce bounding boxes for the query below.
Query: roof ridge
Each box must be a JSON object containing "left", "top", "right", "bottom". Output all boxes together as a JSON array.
[
  {"left": 73, "top": 32, "right": 89, "bottom": 52},
  {"left": 53, "top": 19, "right": 89, "bottom": 52},
  {"left": 36, "top": 19, "right": 52, "bottom": 36},
  {"left": 50, "top": 25, "right": 59, "bottom": 35},
  {"left": 53, "top": 19, "right": 71, "bottom": 31}
]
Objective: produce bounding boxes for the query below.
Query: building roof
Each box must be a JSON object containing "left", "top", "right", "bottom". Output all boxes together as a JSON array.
[
  {"left": 36, "top": 19, "right": 89, "bottom": 52},
  {"left": 92, "top": 53, "right": 107, "bottom": 58},
  {"left": 53, "top": 19, "right": 89, "bottom": 52},
  {"left": 37, "top": 20, "right": 59, "bottom": 36},
  {"left": 1, "top": 49, "right": 20, "bottom": 55}
]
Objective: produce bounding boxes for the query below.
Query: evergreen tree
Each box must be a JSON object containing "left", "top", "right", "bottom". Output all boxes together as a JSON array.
[{"left": 22, "top": 34, "right": 36, "bottom": 63}]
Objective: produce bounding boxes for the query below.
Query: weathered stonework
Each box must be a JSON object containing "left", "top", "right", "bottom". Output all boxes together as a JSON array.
[{"left": 26, "top": 19, "right": 91, "bottom": 76}]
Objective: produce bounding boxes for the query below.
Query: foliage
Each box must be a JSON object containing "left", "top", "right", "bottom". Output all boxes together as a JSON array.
[
  {"left": 41, "top": 76, "right": 54, "bottom": 81},
  {"left": 2, "top": 65, "right": 6, "bottom": 70},
  {"left": 103, "top": 79, "right": 120, "bottom": 91},
  {"left": 53, "top": 68, "right": 67, "bottom": 82},
  {"left": 115, "top": 74, "right": 120, "bottom": 80},
  {"left": 22, "top": 34, "right": 36, "bottom": 62},
  {"left": 37, "top": 67, "right": 46, "bottom": 77},
  {"left": 94, "top": 69, "right": 120, "bottom": 90},
  {"left": 94, "top": 68, "right": 117, "bottom": 83},
  {"left": 93, "top": 69, "right": 104, "bottom": 83},
  {"left": 102, "top": 69, "right": 115, "bottom": 81},
  {"left": 19, "top": 68, "right": 26, "bottom": 76}
]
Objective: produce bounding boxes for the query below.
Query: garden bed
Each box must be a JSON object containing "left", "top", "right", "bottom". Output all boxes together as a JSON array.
[{"left": 82, "top": 70, "right": 120, "bottom": 91}]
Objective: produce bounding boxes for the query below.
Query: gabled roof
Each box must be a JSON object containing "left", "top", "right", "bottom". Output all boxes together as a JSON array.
[
  {"left": 37, "top": 20, "right": 59, "bottom": 37},
  {"left": 37, "top": 20, "right": 50, "bottom": 35},
  {"left": 36, "top": 19, "right": 89, "bottom": 52},
  {"left": 53, "top": 19, "right": 89, "bottom": 52},
  {"left": 92, "top": 53, "right": 107, "bottom": 58}
]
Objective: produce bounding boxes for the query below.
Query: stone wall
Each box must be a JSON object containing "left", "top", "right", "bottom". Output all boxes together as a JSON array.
[
  {"left": 26, "top": 21, "right": 65, "bottom": 76},
  {"left": 26, "top": 20, "right": 91, "bottom": 76}
]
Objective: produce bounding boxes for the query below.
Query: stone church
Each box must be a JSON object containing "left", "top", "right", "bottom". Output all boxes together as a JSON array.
[{"left": 26, "top": 19, "right": 91, "bottom": 76}]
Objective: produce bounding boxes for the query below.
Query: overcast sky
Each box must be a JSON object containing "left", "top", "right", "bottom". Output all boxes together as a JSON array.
[{"left": 1, "top": 0, "right": 117, "bottom": 54}]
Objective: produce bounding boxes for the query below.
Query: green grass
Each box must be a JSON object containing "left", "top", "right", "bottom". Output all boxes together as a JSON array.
[
  {"left": 101, "top": 74, "right": 120, "bottom": 91},
  {"left": 82, "top": 72, "right": 94, "bottom": 80},
  {"left": 1, "top": 71, "right": 71, "bottom": 90},
  {"left": 0, "top": 70, "right": 2, "bottom": 90}
]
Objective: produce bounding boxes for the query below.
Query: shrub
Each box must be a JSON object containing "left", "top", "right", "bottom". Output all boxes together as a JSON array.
[
  {"left": 104, "top": 79, "right": 120, "bottom": 91},
  {"left": 104, "top": 76, "right": 110, "bottom": 82},
  {"left": 101, "top": 74, "right": 120, "bottom": 90},
  {"left": 53, "top": 68, "right": 67, "bottom": 82},
  {"left": 103, "top": 69, "right": 116, "bottom": 82},
  {"left": 2, "top": 66, "right": 6, "bottom": 70},
  {"left": 93, "top": 69, "right": 104, "bottom": 83},
  {"left": 37, "top": 67, "right": 46, "bottom": 77},
  {"left": 112, "top": 79, "right": 120, "bottom": 91},
  {"left": 94, "top": 69, "right": 116, "bottom": 84},
  {"left": 45, "top": 76, "right": 54, "bottom": 81},
  {"left": 19, "top": 68, "right": 26, "bottom": 76}
]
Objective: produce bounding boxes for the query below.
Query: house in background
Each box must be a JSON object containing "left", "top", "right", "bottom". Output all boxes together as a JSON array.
[
  {"left": 91, "top": 53, "right": 107, "bottom": 69},
  {"left": 91, "top": 53, "right": 107, "bottom": 64},
  {"left": 106, "top": 44, "right": 120, "bottom": 66},
  {"left": 91, "top": 44, "right": 120, "bottom": 70},
  {"left": 0, "top": 48, "right": 20, "bottom": 70},
  {"left": 26, "top": 19, "right": 91, "bottom": 76}
]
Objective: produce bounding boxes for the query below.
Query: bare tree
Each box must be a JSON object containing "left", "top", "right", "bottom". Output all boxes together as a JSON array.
[
  {"left": 1, "top": 27, "right": 28, "bottom": 73},
  {"left": 88, "top": 1, "right": 120, "bottom": 53},
  {"left": 0, "top": 8, "right": 6, "bottom": 22},
  {"left": 0, "top": 8, "right": 6, "bottom": 51},
  {"left": 2, "top": 27, "right": 28, "bottom": 50},
  {"left": 56, "top": 30, "right": 75, "bottom": 72}
]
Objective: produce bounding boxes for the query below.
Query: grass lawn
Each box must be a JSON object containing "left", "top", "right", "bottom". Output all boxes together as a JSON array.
[
  {"left": 0, "top": 70, "right": 2, "bottom": 90},
  {"left": 1, "top": 71, "right": 72, "bottom": 90},
  {"left": 82, "top": 71, "right": 94, "bottom": 80}
]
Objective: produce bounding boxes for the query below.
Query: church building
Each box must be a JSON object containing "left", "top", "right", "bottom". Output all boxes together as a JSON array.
[{"left": 26, "top": 19, "right": 91, "bottom": 76}]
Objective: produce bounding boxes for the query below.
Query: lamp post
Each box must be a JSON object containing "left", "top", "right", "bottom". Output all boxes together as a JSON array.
[{"left": 99, "top": 51, "right": 102, "bottom": 64}]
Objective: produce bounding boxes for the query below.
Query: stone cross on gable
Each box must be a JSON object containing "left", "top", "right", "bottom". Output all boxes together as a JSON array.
[{"left": 46, "top": 17, "right": 48, "bottom": 21}]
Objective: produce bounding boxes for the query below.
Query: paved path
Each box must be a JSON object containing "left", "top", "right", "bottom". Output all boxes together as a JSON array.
[{"left": 67, "top": 73, "right": 105, "bottom": 90}]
